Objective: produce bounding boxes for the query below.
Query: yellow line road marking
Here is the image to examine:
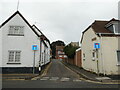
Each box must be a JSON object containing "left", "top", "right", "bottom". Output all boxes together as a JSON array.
[
  {"left": 4, "top": 79, "right": 25, "bottom": 81},
  {"left": 41, "top": 62, "right": 52, "bottom": 77}
]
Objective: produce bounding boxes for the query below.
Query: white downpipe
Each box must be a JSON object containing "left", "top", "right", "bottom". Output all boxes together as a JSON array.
[{"left": 99, "top": 33, "right": 105, "bottom": 75}]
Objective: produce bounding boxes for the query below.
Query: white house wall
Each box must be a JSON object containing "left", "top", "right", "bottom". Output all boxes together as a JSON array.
[
  {"left": 118, "top": 37, "right": 120, "bottom": 50},
  {"left": 82, "top": 27, "right": 99, "bottom": 73},
  {"left": 2, "top": 14, "right": 40, "bottom": 68},
  {"left": 41, "top": 41, "right": 45, "bottom": 66},
  {"left": 46, "top": 41, "right": 50, "bottom": 64},
  {"left": 101, "top": 37, "right": 120, "bottom": 75},
  {"left": 40, "top": 40, "right": 50, "bottom": 66},
  {"left": 82, "top": 27, "right": 120, "bottom": 75},
  {"left": 0, "top": 28, "right": 2, "bottom": 68}
]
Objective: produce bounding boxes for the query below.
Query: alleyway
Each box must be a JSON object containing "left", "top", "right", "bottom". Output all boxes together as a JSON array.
[{"left": 39, "top": 59, "right": 80, "bottom": 82}]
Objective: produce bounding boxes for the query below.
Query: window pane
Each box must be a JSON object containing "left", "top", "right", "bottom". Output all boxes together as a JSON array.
[
  {"left": 14, "top": 26, "right": 19, "bottom": 34},
  {"left": 92, "top": 52, "right": 95, "bottom": 57},
  {"left": 8, "top": 51, "right": 14, "bottom": 62},
  {"left": 15, "top": 51, "right": 21, "bottom": 62},
  {"left": 19, "top": 26, "right": 24, "bottom": 34},
  {"left": 108, "top": 25, "right": 114, "bottom": 33},
  {"left": 9, "top": 26, "right": 13, "bottom": 34},
  {"left": 117, "top": 51, "right": 120, "bottom": 64}
]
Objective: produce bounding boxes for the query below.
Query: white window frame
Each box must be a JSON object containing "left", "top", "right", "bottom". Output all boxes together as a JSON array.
[
  {"left": 8, "top": 50, "right": 21, "bottom": 63},
  {"left": 92, "top": 51, "right": 95, "bottom": 61},
  {"left": 8, "top": 26, "right": 24, "bottom": 36}
]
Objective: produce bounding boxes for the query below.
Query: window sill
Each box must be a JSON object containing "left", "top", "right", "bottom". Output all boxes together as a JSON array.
[
  {"left": 7, "top": 63, "right": 21, "bottom": 64},
  {"left": 92, "top": 59, "right": 95, "bottom": 61},
  {"left": 116, "top": 64, "right": 120, "bottom": 66},
  {"left": 8, "top": 34, "right": 24, "bottom": 36}
]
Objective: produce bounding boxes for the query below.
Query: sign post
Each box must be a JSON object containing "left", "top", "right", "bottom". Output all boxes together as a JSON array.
[
  {"left": 32, "top": 45, "right": 38, "bottom": 74},
  {"left": 94, "top": 43, "right": 100, "bottom": 76}
]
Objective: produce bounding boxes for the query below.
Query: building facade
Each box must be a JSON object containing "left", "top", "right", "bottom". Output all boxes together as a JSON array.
[
  {"left": 0, "top": 11, "right": 50, "bottom": 73},
  {"left": 70, "top": 42, "right": 79, "bottom": 47},
  {"left": 81, "top": 18, "right": 120, "bottom": 75},
  {"left": 56, "top": 46, "right": 67, "bottom": 59},
  {"left": 0, "top": 28, "right": 2, "bottom": 71}
]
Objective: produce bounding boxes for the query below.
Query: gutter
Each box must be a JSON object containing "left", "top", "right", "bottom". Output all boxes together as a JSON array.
[{"left": 96, "top": 33, "right": 120, "bottom": 36}]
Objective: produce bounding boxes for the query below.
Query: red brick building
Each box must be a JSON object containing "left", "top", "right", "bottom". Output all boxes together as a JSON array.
[{"left": 56, "top": 46, "right": 67, "bottom": 59}]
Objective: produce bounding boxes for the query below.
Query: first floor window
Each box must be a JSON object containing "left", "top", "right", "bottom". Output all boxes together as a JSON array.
[
  {"left": 9, "top": 26, "right": 24, "bottom": 35},
  {"left": 8, "top": 51, "right": 21, "bottom": 63},
  {"left": 117, "top": 51, "right": 120, "bottom": 65}
]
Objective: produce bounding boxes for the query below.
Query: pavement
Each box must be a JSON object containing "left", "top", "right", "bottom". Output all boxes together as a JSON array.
[
  {"left": 2, "top": 64, "right": 49, "bottom": 81},
  {"left": 62, "top": 61, "right": 120, "bottom": 84},
  {"left": 2, "top": 74, "right": 39, "bottom": 80}
]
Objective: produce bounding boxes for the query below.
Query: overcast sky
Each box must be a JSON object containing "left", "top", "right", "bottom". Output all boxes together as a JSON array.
[{"left": 0, "top": 0, "right": 119, "bottom": 45}]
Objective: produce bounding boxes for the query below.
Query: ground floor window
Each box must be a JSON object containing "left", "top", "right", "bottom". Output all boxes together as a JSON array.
[
  {"left": 92, "top": 51, "right": 95, "bottom": 61},
  {"left": 117, "top": 51, "right": 120, "bottom": 65},
  {"left": 8, "top": 50, "right": 21, "bottom": 63},
  {"left": 83, "top": 53, "right": 85, "bottom": 61}
]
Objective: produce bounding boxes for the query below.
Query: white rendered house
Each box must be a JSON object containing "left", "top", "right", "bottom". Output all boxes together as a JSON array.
[
  {"left": 0, "top": 27, "right": 2, "bottom": 73},
  {"left": 32, "top": 25, "right": 51, "bottom": 68},
  {"left": 81, "top": 18, "right": 120, "bottom": 75},
  {"left": 0, "top": 11, "right": 50, "bottom": 73}
]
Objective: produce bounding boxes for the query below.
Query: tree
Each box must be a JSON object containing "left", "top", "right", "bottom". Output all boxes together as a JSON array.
[
  {"left": 50, "top": 40, "right": 65, "bottom": 58},
  {"left": 63, "top": 44, "right": 79, "bottom": 59}
]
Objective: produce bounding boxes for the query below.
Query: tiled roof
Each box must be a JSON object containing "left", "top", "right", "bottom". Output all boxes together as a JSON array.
[
  {"left": 81, "top": 18, "right": 120, "bottom": 43},
  {"left": 92, "top": 21, "right": 112, "bottom": 33}
]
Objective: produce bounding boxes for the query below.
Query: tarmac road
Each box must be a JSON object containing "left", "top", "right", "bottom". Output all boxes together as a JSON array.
[{"left": 2, "top": 59, "right": 119, "bottom": 88}]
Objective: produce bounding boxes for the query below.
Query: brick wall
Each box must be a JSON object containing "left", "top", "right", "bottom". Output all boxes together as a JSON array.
[
  {"left": 75, "top": 49, "right": 82, "bottom": 67},
  {"left": 64, "top": 49, "right": 82, "bottom": 67}
]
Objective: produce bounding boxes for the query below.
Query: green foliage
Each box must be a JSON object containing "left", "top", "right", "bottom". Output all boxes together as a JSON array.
[{"left": 63, "top": 44, "right": 79, "bottom": 59}]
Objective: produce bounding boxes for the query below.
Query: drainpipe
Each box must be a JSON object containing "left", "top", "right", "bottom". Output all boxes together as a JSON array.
[
  {"left": 98, "top": 33, "right": 105, "bottom": 76},
  {"left": 39, "top": 37, "right": 42, "bottom": 74}
]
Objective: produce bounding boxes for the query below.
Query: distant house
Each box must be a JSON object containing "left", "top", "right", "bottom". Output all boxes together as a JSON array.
[
  {"left": 56, "top": 46, "right": 67, "bottom": 59},
  {"left": 70, "top": 42, "right": 79, "bottom": 47},
  {"left": 81, "top": 18, "right": 120, "bottom": 75},
  {"left": 0, "top": 11, "right": 50, "bottom": 73}
]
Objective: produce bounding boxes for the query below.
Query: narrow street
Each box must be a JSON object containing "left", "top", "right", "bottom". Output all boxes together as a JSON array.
[{"left": 2, "top": 59, "right": 119, "bottom": 88}]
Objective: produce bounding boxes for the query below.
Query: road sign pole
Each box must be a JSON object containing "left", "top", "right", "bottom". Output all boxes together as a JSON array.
[
  {"left": 33, "top": 50, "right": 35, "bottom": 74},
  {"left": 32, "top": 45, "right": 38, "bottom": 74},
  {"left": 96, "top": 49, "right": 99, "bottom": 76}
]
